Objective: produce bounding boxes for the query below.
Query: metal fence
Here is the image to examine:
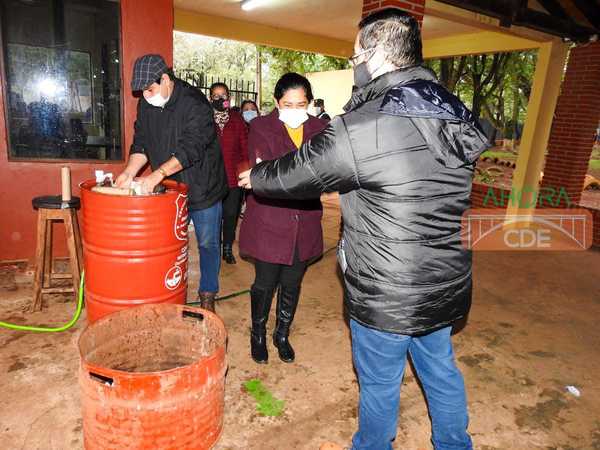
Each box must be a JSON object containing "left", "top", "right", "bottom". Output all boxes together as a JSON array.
[{"left": 176, "top": 69, "right": 257, "bottom": 107}]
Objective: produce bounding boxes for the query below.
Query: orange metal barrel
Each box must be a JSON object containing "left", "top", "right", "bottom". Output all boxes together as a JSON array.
[
  {"left": 80, "top": 179, "right": 189, "bottom": 323},
  {"left": 79, "top": 304, "right": 227, "bottom": 449}
]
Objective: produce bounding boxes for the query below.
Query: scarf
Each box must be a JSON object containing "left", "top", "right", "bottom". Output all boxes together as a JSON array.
[{"left": 214, "top": 110, "right": 230, "bottom": 132}]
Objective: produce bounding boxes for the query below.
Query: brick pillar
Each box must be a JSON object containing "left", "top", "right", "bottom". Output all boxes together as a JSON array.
[
  {"left": 541, "top": 41, "right": 600, "bottom": 206},
  {"left": 362, "top": 0, "right": 425, "bottom": 25}
]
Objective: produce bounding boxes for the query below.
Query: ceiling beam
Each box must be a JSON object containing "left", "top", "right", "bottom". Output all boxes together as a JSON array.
[
  {"left": 537, "top": 0, "right": 569, "bottom": 19},
  {"left": 572, "top": 0, "right": 600, "bottom": 30},
  {"left": 515, "top": 8, "right": 596, "bottom": 42},
  {"left": 423, "top": 30, "right": 540, "bottom": 59},
  {"left": 434, "top": 0, "right": 597, "bottom": 41},
  {"left": 425, "top": 0, "right": 554, "bottom": 42},
  {"left": 174, "top": 9, "right": 354, "bottom": 58}
]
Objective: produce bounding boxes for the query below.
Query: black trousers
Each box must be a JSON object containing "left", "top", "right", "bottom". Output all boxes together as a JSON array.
[
  {"left": 253, "top": 251, "right": 308, "bottom": 292},
  {"left": 222, "top": 187, "right": 242, "bottom": 246}
]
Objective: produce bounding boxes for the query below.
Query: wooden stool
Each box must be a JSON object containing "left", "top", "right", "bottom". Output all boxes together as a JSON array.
[{"left": 31, "top": 196, "right": 83, "bottom": 312}]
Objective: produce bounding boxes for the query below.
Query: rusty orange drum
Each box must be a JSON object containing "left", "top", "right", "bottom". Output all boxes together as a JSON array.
[{"left": 80, "top": 179, "right": 189, "bottom": 323}]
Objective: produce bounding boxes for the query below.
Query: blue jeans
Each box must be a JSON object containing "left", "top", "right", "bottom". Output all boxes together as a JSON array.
[
  {"left": 189, "top": 202, "right": 222, "bottom": 294},
  {"left": 350, "top": 320, "right": 472, "bottom": 450}
]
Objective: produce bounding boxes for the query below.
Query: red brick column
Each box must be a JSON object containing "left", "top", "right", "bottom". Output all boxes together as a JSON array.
[
  {"left": 362, "top": 0, "right": 425, "bottom": 25},
  {"left": 541, "top": 41, "right": 600, "bottom": 206}
]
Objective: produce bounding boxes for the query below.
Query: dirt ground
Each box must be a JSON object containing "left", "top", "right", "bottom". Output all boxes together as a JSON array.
[{"left": 1, "top": 196, "right": 600, "bottom": 450}]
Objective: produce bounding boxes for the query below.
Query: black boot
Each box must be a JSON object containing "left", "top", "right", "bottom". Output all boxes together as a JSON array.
[
  {"left": 223, "top": 244, "right": 236, "bottom": 265},
  {"left": 273, "top": 286, "right": 300, "bottom": 363},
  {"left": 198, "top": 292, "right": 216, "bottom": 313},
  {"left": 250, "top": 285, "right": 274, "bottom": 364}
]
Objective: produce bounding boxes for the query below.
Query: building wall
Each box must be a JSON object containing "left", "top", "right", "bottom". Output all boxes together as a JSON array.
[
  {"left": 540, "top": 41, "right": 600, "bottom": 206},
  {"left": 306, "top": 70, "right": 354, "bottom": 118},
  {"left": 362, "top": 0, "right": 425, "bottom": 22},
  {"left": 0, "top": 0, "right": 174, "bottom": 263}
]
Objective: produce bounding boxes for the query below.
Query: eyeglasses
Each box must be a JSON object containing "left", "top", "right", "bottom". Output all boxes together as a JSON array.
[{"left": 349, "top": 47, "right": 376, "bottom": 67}]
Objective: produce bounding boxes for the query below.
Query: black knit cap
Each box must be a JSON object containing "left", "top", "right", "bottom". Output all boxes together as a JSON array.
[{"left": 131, "top": 54, "right": 168, "bottom": 91}]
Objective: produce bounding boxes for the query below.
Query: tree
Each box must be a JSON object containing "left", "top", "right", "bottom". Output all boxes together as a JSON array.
[
  {"left": 468, "top": 53, "right": 511, "bottom": 120},
  {"left": 173, "top": 32, "right": 349, "bottom": 111},
  {"left": 439, "top": 56, "right": 467, "bottom": 94},
  {"left": 427, "top": 50, "right": 537, "bottom": 140}
]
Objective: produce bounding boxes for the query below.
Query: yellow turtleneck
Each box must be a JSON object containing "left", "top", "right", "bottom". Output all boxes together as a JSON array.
[{"left": 285, "top": 124, "right": 304, "bottom": 150}]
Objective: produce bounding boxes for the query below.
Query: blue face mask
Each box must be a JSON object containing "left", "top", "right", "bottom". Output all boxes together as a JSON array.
[{"left": 242, "top": 110, "right": 258, "bottom": 123}]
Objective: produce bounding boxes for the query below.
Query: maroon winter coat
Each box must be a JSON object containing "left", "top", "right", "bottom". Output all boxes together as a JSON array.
[
  {"left": 216, "top": 111, "right": 248, "bottom": 188},
  {"left": 239, "top": 109, "right": 327, "bottom": 265}
]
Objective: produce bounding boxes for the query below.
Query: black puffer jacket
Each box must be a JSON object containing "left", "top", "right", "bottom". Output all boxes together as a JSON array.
[
  {"left": 131, "top": 79, "right": 228, "bottom": 210},
  {"left": 251, "top": 67, "right": 489, "bottom": 335}
]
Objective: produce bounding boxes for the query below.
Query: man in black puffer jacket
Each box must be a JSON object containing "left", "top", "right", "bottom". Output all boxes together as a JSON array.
[{"left": 239, "top": 9, "right": 488, "bottom": 450}]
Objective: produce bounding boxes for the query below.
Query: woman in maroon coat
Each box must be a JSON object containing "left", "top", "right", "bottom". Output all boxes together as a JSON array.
[
  {"left": 210, "top": 83, "right": 249, "bottom": 265},
  {"left": 239, "top": 73, "right": 326, "bottom": 364}
]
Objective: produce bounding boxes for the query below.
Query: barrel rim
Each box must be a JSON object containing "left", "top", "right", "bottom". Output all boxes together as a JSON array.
[
  {"left": 78, "top": 304, "right": 227, "bottom": 377},
  {"left": 79, "top": 179, "right": 188, "bottom": 197}
]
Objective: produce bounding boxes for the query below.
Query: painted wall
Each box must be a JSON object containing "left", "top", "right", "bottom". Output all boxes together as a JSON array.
[
  {"left": 306, "top": 70, "right": 354, "bottom": 118},
  {"left": 0, "top": 0, "right": 174, "bottom": 263}
]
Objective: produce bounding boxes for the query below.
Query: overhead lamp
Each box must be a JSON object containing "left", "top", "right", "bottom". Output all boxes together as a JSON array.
[{"left": 241, "top": 0, "right": 269, "bottom": 11}]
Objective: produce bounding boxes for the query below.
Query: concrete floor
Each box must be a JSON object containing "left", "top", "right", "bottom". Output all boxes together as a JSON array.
[{"left": 1, "top": 197, "right": 600, "bottom": 450}]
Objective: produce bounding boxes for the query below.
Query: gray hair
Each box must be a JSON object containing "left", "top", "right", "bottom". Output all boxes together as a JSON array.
[{"left": 358, "top": 8, "right": 423, "bottom": 69}]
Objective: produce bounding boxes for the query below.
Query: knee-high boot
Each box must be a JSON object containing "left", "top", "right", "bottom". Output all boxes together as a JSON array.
[
  {"left": 273, "top": 285, "right": 301, "bottom": 363},
  {"left": 250, "top": 285, "right": 274, "bottom": 364}
]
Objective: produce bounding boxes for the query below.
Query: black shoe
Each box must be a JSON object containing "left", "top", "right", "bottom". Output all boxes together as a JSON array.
[
  {"left": 223, "top": 244, "right": 237, "bottom": 265},
  {"left": 273, "top": 286, "right": 300, "bottom": 363},
  {"left": 250, "top": 285, "right": 274, "bottom": 364},
  {"left": 199, "top": 292, "right": 216, "bottom": 313}
]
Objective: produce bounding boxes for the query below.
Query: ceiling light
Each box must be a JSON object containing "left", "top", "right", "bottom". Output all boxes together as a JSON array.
[{"left": 241, "top": 0, "right": 269, "bottom": 11}]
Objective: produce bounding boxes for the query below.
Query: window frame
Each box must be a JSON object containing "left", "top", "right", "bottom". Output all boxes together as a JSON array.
[{"left": 0, "top": 0, "right": 125, "bottom": 164}]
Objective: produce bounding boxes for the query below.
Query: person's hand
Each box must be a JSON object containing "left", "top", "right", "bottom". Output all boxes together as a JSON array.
[
  {"left": 115, "top": 171, "right": 134, "bottom": 188},
  {"left": 138, "top": 170, "right": 164, "bottom": 194},
  {"left": 238, "top": 169, "right": 252, "bottom": 190}
]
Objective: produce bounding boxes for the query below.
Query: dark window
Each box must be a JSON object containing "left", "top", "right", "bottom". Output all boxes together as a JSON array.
[{"left": 1, "top": 0, "right": 122, "bottom": 161}]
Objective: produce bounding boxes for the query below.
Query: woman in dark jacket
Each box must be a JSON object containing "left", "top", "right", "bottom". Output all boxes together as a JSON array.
[
  {"left": 241, "top": 99, "right": 260, "bottom": 125},
  {"left": 210, "top": 82, "right": 249, "bottom": 265},
  {"left": 239, "top": 73, "right": 326, "bottom": 364}
]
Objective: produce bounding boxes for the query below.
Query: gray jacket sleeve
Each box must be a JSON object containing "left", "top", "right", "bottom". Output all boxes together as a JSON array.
[{"left": 250, "top": 116, "right": 360, "bottom": 199}]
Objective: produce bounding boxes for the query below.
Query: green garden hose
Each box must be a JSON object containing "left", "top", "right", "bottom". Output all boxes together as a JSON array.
[
  {"left": 187, "top": 245, "right": 340, "bottom": 306},
  {"left": 0, "top": 272, "right": 85, "bottom": 333}
]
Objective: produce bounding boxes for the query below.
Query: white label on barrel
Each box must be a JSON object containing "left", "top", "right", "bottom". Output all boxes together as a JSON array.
[
  {"left": 176, "top": 245, "right": 188, "bottom": 265},
  {"left": 174, "top": 193, "right": 188, "bottom": 241},
  {"left": 165, "top": 265, "right": 183, "bottom": 290}
]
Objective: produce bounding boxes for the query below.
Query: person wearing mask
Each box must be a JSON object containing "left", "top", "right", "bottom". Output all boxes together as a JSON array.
[
  {"left": 116, "top": 54, "right": 228, "bottom": 313},
  {"left": 210, "top": 82, "right": 249, "bottom": 265},
  {"left": 314, "top": 98, "right": 331, "bottom": 121},
  {"left": 239, "top": 9, "right": 488, "bottom": 450},
  {"left": 239, "top": 73, "right": 327, "bottom": 364},
  {"left": 241, "top": 99, "right": 260, "bottom": 124}
]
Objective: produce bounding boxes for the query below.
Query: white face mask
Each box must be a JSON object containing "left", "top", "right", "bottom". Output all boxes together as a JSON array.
[
  {"left": 242, "top": 110, "right": 258, "bottom": 123},
  {"left": 145, "top": 79, "right": 170, "bottom": 108},
  {"left": 314, "top": 107, "right": 322, "bottom": 115},
  {"left": 279, "top": 108, "right": 308, "bottom": 129}
]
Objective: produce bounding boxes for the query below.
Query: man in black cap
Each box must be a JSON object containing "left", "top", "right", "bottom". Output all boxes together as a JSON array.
[
  {"left": 116, "top": 54, "right": 228, "bottom": 312},
  {"left": 313, "top": 98, "right": 331, "bottom": 121}
]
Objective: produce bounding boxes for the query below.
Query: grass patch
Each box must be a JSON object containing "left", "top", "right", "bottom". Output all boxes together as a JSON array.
[
  {"left": 482, "top": 150, "right": 517, "bottom": 161},
  {"left": 243, "top": 379, "right": 285, "bottom": 417}
]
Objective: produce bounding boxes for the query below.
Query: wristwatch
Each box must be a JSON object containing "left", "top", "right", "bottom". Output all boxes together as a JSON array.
[{"left": 158, "top": 167, "right": 168, "bottom": 178}]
